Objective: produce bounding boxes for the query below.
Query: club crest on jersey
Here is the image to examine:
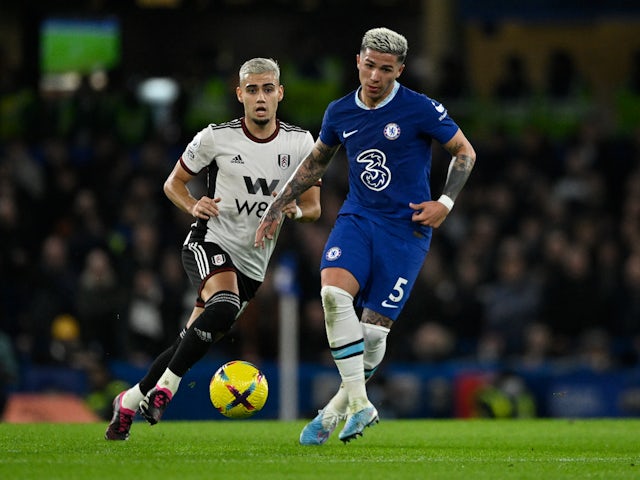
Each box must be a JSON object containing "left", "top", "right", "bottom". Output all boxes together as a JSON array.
[
  {"left": 383, "top": 123, "right": 401, "bottom": 140},
  {"left": 186, "top": 132, "right": 202, "bottom": 160},
  {"left": 325, "top": 246, "right": 342, "bottom": 261},
  {"left": 212, "top": 254, "right": 226, "bottom": 266},
  {"left": 278, "top": 154, "right": 291, "bottom": 169}
]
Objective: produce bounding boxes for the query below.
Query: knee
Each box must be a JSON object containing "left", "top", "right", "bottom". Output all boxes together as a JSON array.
[
  {"left": 320, "top": 286, "right": 353, "bottom": 314},
  {"left": 191, "top": 291, "right": 241, "bottom": 343}
]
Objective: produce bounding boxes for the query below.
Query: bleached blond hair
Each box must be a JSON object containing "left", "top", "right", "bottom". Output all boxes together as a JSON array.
[
  {"left": 238, "top": 58, "right": 280, "bottom": 84},
  {"left": 360, "top": 27, "right": 408, "bottom": 62}
]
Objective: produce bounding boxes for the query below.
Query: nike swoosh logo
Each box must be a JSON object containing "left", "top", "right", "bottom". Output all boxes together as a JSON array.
[
  {"left": 431, "top": 101, "right": 445, "bottom": 113},
  {"left": 381, "top": 300, "right": 399, "bottom": 309},
  {"left": 342, "top": 129, "right": 358, "bottom": 138}
]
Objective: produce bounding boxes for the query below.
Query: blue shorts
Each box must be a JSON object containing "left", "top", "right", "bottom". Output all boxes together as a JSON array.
[{"left": 320, "top": 214, "right": 430, "bottom": 321}]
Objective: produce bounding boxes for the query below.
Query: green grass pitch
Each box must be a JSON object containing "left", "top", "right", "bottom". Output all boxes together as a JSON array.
[{"left": 1, "top": 419, "right": 638, "bottom": 479}]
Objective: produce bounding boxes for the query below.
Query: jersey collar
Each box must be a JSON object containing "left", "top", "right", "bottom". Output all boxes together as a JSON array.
[
  {"left": 241, "top": 117, "right": 280, "bottom": 143},
  {"left": 354, "top": 81, "right": 400, "bottom": 110}
]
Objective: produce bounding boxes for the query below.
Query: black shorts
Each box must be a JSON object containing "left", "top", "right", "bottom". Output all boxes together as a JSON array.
[{"left": 181, "top": 241, "right": 261, "bottom": 307}]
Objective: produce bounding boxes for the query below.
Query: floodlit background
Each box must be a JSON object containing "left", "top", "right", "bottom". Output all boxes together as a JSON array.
[{"left": 1, "top": 0, "right": 640, "bottom": 422}]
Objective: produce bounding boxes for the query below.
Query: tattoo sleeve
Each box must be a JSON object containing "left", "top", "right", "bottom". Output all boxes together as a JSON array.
[
  {"left": 442, "top": 153, "right": 475, "bottom": 202},
  {"left": 272, "top": 142, "right": 338, "bottom": 210}
]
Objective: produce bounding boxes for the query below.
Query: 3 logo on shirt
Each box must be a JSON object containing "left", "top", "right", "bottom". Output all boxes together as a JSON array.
[{"left": 356, "top": 149, "right": 391, "bottom": 191}]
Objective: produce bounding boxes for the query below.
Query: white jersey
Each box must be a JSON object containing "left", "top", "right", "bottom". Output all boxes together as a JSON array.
[{"left": 180, "top": 118, "right": 314, "bottom": 282}]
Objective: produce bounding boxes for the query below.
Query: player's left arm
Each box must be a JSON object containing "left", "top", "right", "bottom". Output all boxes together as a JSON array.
[
  {"left": 410, "top": 128, "right": 476, "bottom": 228},
  {"left": 440, "top": 128, "right": 476, "bottom": 204}
]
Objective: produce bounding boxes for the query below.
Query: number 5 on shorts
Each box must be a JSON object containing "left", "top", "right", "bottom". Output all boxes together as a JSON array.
[{"left": 381, "top": 277, "right": 408, "bottom": 309}]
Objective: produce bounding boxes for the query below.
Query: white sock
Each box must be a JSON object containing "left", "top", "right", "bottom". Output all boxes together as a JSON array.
[
  {"left": 362, "top": 322, "right": 390, "bottom": 376},
  {"left": 325, "top": 323, "right": 390, "bottom": 415},
  {"left": 321, "top": 286, "right": 368, "bottom": 412},
  {"left": 121, "top": 384, "right": 145, "bottom": 411},
  {"left": 156, "top": 368, "right": 182, "bottom": 396},
  {"left": 325, "top": 385, "right": 348, "bottom": 416}
]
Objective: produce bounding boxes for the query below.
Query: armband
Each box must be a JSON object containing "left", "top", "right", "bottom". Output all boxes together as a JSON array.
[
  {"left": 437, "top": 195, "right": 454, "bottom": 212},
  {"left": 294, "top": 205, "right": 303, "bottom": 220}
]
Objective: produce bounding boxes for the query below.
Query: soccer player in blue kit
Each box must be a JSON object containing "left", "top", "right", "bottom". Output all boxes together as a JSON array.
[{"left": 255, "top": 27, "right": 476, "bottom": 444}]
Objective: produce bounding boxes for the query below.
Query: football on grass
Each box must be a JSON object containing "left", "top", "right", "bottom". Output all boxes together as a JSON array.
[{"left": 209, "top": 360, "right": 269, "bottom": 418}]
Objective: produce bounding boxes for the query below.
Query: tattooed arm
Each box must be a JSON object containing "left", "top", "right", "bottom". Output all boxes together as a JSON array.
[
  {"left": 255, "top": 139, "right": 339, "bottom": 248},
  {"left": 409, "top": 128, "right": 476, "bottom": 229},
  {"left": 440, "top": 129, "right": 476, "bottom": 203}
]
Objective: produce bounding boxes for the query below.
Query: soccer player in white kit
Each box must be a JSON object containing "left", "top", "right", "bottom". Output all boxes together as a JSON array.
[
  {"left": 256, "top": 28, "right": 476, "bottom": 444},
  {"left": 105, "top": 58, "right": 321, "bottom": 440}
]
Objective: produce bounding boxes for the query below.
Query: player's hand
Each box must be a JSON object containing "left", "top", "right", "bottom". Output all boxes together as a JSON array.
[
  {"left": 191, "top": 196, "right": 221, "bottom": 220},
  {"left": 283, "top": 199, "right": 300, "bottom": 219},
  {"left": 271, "top": 191, "right": 298, "bottom": 219},
  {"left": 254, "top": 206, "right": 283, "bottom": 249},
  {"left": 409, "top": 201, "right": 449, "bottom": 228}
]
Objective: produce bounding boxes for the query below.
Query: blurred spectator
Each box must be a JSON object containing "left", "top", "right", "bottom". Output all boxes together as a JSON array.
[
  {"left": 552, "top": 139, "right": 605, "bottom": 215},
  {"left": 117, "top": 221, "right": 162, "bottom": 284},
  {"left": 127, "top": 268, "right": 164, "bottom": 363},
  {"left": 40, "top": 136, "right": 79, "bottom": 236},
  {"left": 544, "top": 49, "right": 587, "bottom": 99},
  {"left": 433, "top": 54, "right": 469, "bottom": 101},
  {"left": 110, "top": 80, "right": 154, "bottom": 147},
  {"left": 49, "top": 313, "right": 84, "bottom": 365},
  {"left": 26, "top": 235, "right": 78, "bottom": 364},
  {"left": 542, "top": 243, "right": 604, "bottom": 354},
  {"left": 493, "top": 54, "right": 532, "bottom": 100},
  {"left": 518, "top": 322, "right": 553, "bottom": 369},
  {"left": 411, "top": 322, "right": 456, "bottom": 363},
  {"left": 158, "top": 250, "right": 193, "bottom": 346},
  {"left": 0, "top": 188, "right": 30, "bottom": 337},
  {"left": 444, "top": 255, "right": 485, "bottom": 354},
  {"left": 67, "top": 189, "right": 110, "bottom": 270},
  {"left": 575, "top": 328, "right": 615, "bottom": 372},
  {"left": 76, "top": 248, "right": 128, "bottom": 359},
  {"left": 479, "top": 238, "right": 542, "bottom": 358},
  {"left": 540, "top": 49, "right": 592, "bottom": 138},
  {"left": 3, "top": 138, "right": 45, "bottom": 203}
]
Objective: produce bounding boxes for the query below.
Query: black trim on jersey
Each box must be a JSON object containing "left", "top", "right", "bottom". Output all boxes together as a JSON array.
[
  {"left": 208, "top": 117, "right": 309, "bottom": 140},
  {"left": 279, "top": 121, "right": 308, "bottom": 133},
  {"left": 179, "top": 157, "right": 197, "bottom": 176},
  {"left": 209, "top": 119, "right": 243, "bottom": 131}
]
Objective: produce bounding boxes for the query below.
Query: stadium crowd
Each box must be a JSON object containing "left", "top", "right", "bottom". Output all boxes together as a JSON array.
[{"left": 1, "top": 47, "right": 640, "bottom": 413}]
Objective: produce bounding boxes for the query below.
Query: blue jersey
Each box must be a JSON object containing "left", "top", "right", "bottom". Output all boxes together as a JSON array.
[{"left": 319, "top": 81, "right": 459, "bottom": 244}]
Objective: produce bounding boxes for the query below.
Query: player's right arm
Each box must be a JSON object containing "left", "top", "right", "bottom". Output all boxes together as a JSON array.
[
  {"left": 254, "top": 139, "right": 339, "bottom": 247},
  {"left": 164, "top": 160, "right": 220, "bottom": 220}
]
